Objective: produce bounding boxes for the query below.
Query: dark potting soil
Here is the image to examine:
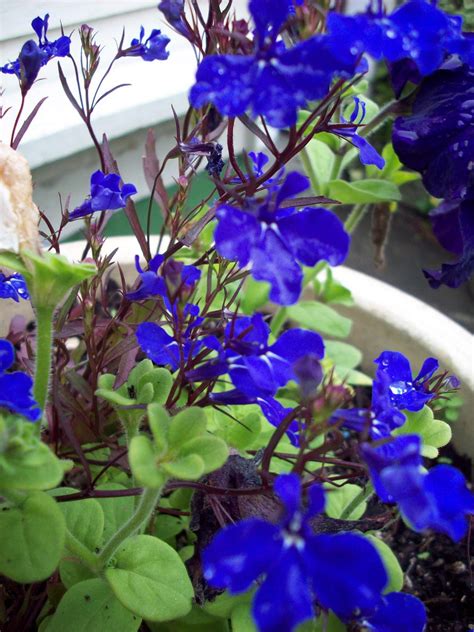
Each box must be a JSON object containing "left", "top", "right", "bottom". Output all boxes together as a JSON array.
[{"left": 384, "top": 523, "right": 473, "bottom": 632}]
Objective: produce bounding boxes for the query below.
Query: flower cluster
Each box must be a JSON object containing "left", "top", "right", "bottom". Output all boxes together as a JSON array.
[
  {"left": 0, "top": 339, "right": 40, "bottom": 421},
  {"left": 1, "top": 14, "right": 70, "bottom": 92},
  {"left": 204, "top": 473, "right": 426, "bottom": 632}
]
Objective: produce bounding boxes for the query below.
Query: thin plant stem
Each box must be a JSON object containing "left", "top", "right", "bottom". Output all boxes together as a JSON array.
[
  {"left": 33, "top": 306, "right": 55, "bottom": 429},
  {"left": 340, "top": 483, "right": 375, "bottom": 520},
  {"left": 345, "top": 203, "right": 368, "bottom": 233},
  {"left": 96, "top": 486, "right": 163, "bottom": 566},
  {"left": 65, "top": 529, "right": 101, "bottom": 573},
  {"left": 300, "top": 147, "right": 321, "bottom": 195}
]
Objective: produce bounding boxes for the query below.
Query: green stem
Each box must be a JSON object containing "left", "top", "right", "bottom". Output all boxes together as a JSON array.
[
  {"left": 96, "top": 486, "right": 163, "bottom": 566},
  {"left": 33, "top": 306, "right": 55, "bottom": 425},
  {"left": 300, "top": 147, "right": 322, "bottom": 194},
  {"left": 65, "top": 529, "right": 101, "bottom": 573},
  {"left": 344, "top": 204, "right": 369, "bottom": 234},
  {"left": 340, "top": 484, "right": 375, "bottom": 521}
]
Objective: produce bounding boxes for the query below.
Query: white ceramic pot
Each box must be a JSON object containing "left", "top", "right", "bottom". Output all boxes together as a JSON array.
[{"left": 1, "top": 237, "right": 472, "bottom": 463}]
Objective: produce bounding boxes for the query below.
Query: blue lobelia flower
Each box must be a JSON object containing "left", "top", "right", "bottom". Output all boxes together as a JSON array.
[
  {"left": 189, "top": 0, "right": 363, "bottom": 128},
  {"left": 69, "top": 170, "right": 137, "bottom": 220},
  {"left": 126, "top": 26, "right": 170, "bottom": 62},
  {"left": 158, "top": 0, "right": 189, "bottom": 38},
  {"left": 392, "top": 63, "right": 474, "bottom": 202},
  {"left": 0, "top": 339, "right": 41, "bottom": 422},
  {"left": 333, "top": 98, "right": 385, "bottom": 169},
  {"left": 424, "top": 184, "right": 474, "bottom": 289},
  {"left": 1, "top": 14, "right": 70, "bottom": 91},
  {"left": 362, "top": 592, "right": 427, "bottom": 632},
  {"left": 203, "top": 473, "right": 389, "bottom": 631},
  {"left": 214, "top": 171, "right": 350, "bottom": 305},
  {"left": 0, "top": 273, "right": 30, "bottom": 302},
  {"left": 331, "top": 370, "right": 406, "bottom": 440},
  {"left": 360, "top": 434, "right": 423, "bottom": 502},
  {"left": 380, "top": 463, "right": 474, "bottom": 541},
  {"left": 187, "top": 313, "right": 324, "bottom": 400},
  {"left": 374, "top": 350, "right": 438, "bottom": 412},
  {"left": 327, "top": 1, "right": 473, "bottom": 84}
]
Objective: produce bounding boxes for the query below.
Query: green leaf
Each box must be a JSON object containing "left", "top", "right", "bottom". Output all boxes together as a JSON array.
[
  {"left": 391, "top": 171, "right": 420, "bottom": 186},
  {"left": 325, "top": 341, "right": 362, "bottom": 371},
  {"left": 140, "top": 368, "right": 173, "bottom": 404},
  {"left": 304, "top": 139, "right": 335, "bottom": 188},
  {"left": 105, "top": 534, "right": 194, "bottom": 622},
  {"left": 147, "top": 606, "right": 229, "bottom": 631},
  {"left": 365, "top": 534, "right": 404, "bottom": 593},
  {"left": 335, "top": 368, "right": 372, "bottom": 387},
  {"left": 148, "top": 404, "right": 171, "bottom": 454},
  {"left": 179, "top": 435, "right": 228, "bottom": 475},
  {"left": 204, "top": 591, "right": 254, "bottom": 619},
  {"left": 231, "top": 604, "right": 257, "bottom": 632},
  {"left": 240, "top": 277, "right": 270, "bottom": 314},
  {"left": 129, "top": 436, "right": 167, "bottom": 488},
  {"left": 326, "top": 179, "right": 401, "bottom": 204},
  {"left": 0, "top": 492, "right": 65, "bottom": 583},
  {"left": 393, "top": 405, "right": 452, "bottom": 458},
  {"left": 58, "top": 497, "right": 104, "bottom": 589},
  {"left": 325, "top": 483, "right": 367, "bottom": 520},
  {"left": 227, "top": 412, "right": 262, "bottom": 450},
  {"left": 298, "top": 611, "right": 346, "bottom": 631},
  {"left": 0, "top": 437, "right": 69, "bottom": 491},
  {"left": 44, "top": 578, "right": 141, "bottom": 632},
  {"left": 161, "top": 454, "right": 205, "bottom": 480},
  {"left": 168, "top": 407, "right": 208, "bottom": 449},
  {"left": 287, "top": 301, "right": 352, "bottom": 338}
]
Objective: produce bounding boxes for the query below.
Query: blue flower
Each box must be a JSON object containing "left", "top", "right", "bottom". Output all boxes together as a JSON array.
[
  {"left": 327, "top": 1, "right": 473, "bottom": 81},
  {"left": 333, "top": 98, "right": 384, "bottom": 169},
  {"left": 126, "top": 255, "right": 166, "bottom": 301},
  {"left": 203, "top": 473, "right": 389, "bottom": 631},
  {"left": 158, "top": 0, "right": 189, "bottom": 39},
  {"left": 69, "top": 170, "right": 137, "bottom": 220},
  {"left": 126, "top": 27, "right": 170, "bottom": 62},
  {"left": 0, "top": 339, "right": 41, "bottom": 422},
  {"left": 424, "top": 185, "right": 474, "bottom": 289},
  {"left": 381, "top": 464, "right": 474, "bottom": 541},
  {"left": 136, "top": 319, "right": 202, "bottom": 372},
  {"left": 374, "top": 351, "right": 438, "bottom": 412},
  {"left": 362, "top": 592, "right": 427, "bottom": 632},
  {"left": 189, "top": 0, "right": 363, "bottom": 127},
  {"left": 214, "top": 171, "right": 350, "bottom": 305},
  {"left": 360, "top": 434, "right": 423, "bottom": 502},
  {"left": 187, "top": 313, "right": 324, "bottom": 399},
  {"left": 0, "top": 273, "right": 30, "bottom": 302},
  {"left": 1, "top": 14, "right": 70, "bottom": 90},
  {"left": 332, "top": 370, "right": 406, "bottom": 440},
  {"left": 392, "top": 63, "right": 474, "bottom": 202}
]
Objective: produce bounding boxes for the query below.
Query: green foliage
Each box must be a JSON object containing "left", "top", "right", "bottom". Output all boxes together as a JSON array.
[
  {"left": 298, "top": 611, "right": 346, "bottom": 631},
  {"left": 393, "top": 405, "right": 452, "bottom": 458},
  {"left": 147, "top": 606, "right": 230, "bottom": 631},
  {"left": 365, "top": 534, "right": 404, "bottom": 594},
  {"left": 0, "top": 491, "right": 66, "bottom": 583},
  {"left": 231, "top": 604, "right": 258, "bottom": 632},
  {"left": 311, "top": 267, "right": 354, "bottom": 307},
  {"left": 0, "top": 415, "right": 71, "bottom": 491},
  {"left": 129, "top": 404, "right": 228, "bottom": 486},
  {"left": 324, "top": 341, "right": 372, "bottom": 387},
  {"left": 44, "top": 578, "right": 141, "bottom": 632},
  {"left": 287, "top": 301, "right": 352, "bottom": 338},
  {"left": 95, "top": 483, "right": 135, "bottom": 543},
  {"left": 105, "top": 534, "right": 194, "bottom": 622},
  {"left": 96, "top": 361, "right": 173, "bottom": 430},
  {"left": 240, "top": 276, "right": 270, "bottom": 314},
  {"left": 326, "top": 179, "right": 401, "bottom": 205},
  {"left": 325, "top": 483, "right": 368, "bottom": 520},
  {"left": 366, "top": 143, "right": 420, "bottom": 186}
]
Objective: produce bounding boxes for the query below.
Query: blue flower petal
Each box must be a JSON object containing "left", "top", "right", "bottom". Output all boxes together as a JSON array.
[
  {"left": 203, "top": 518, "right": 282, "bottom": 593},
  {"left": 253, "top": 547, "right": 314, "bottom": 632},
  {"left": 308, "top": 533, "right": 387, "bottom": 621},
  {"left": 278, "top": 207, "right": 350, "bottom": 267},
  {"left": 363, "top": 592, "right": 427, "bottom": 632},
  {"left": 270, "top": 329, "right": 324, "bottom": 365},
  {"left": 215, "top": 205, "right": 262, "bottom": 266},
  {"left": 0, "top": 340, "right": 15, "bottom": 373}
]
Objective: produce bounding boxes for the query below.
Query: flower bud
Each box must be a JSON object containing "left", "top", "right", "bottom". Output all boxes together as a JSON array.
[{"left": 0, "top": 143, "right": 40, "bottom": 254}]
